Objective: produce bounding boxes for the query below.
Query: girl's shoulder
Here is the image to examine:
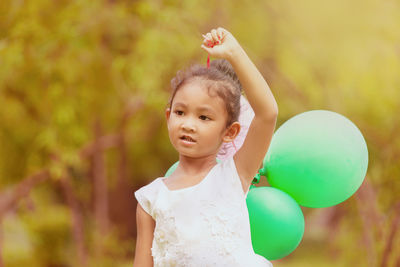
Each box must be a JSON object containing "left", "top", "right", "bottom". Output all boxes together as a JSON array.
[{"left": 134, "top": 177, "right": 164, "bottom": 218}]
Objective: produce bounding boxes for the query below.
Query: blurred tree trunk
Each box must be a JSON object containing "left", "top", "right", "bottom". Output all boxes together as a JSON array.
[
  {"left": 355, "top": 179, "right": 382, "bottom": 266},
  {"left": 0, "top": 170, "right": 49, "bottom": 217},
  {"left": 381, "top": 202, "right": 400, "bottom": 267},
  {"left": 326, "top": 206, "right": 346, "bottom": 258},
  {"left": 59, "top": 177, "right": 87, "bottom": 266},
  {"left": 91, "top": 119, "right": 109, "bottom": 240},
  {"left": 110, "top": 98, "right": 144, "bottom": 239}
]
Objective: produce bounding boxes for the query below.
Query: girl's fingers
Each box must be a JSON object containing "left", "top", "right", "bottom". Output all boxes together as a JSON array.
[
  {"left": 202, "top": 37, "right": 214, "bottom": 48},
  {"left": 216, "top": 29, "right": 222, "bottom": 40},
  {"left": 203, "top": 32, "right": 216, "bottom": 47},
  {"left": 211, "top": 29, "right": 219, "bottom": 44},
  {"left": 217, "top": 27, "right": 226, "bottom": 41},
  {"left": 202, "top": 34, "right": 212, "bottom": 42},
  {"left": 203, "top": 27, "right": 228, "bottom": 47}
]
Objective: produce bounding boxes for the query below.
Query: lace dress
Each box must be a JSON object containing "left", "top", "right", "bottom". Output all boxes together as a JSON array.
[{"left": 134, "top": 157, "right": 273, "bottom": 267}]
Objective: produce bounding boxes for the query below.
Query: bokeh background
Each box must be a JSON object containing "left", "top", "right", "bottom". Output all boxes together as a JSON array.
[{"left": 0, "top": 0, "right": 399, "bottom": 266}]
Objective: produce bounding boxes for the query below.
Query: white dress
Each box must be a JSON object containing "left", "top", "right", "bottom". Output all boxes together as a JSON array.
[{"left": 134, "top": 157, "right": 273, "bottom": 267}]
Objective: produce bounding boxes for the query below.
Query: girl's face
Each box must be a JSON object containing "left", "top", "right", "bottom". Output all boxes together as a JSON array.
[{"left": 166, "top": 80, "right": 237, "bottom": 159}]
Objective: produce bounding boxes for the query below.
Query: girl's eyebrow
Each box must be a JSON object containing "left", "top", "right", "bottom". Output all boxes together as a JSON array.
[
  {"left": 197, "top": 106, "right": 215, "bottom": 113},
  {"left": 173, "top": 102, "right": 186, "bottom": 108},
  {"left": 173, "top": 102, "right": 215, "bottom": 114}
]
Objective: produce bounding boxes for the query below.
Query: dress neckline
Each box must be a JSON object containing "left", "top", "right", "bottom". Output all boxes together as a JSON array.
[{"left": 160, "top": 163, "right": 219, "bottom": 192}]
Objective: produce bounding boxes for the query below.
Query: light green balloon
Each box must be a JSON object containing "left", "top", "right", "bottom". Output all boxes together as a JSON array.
[
  {"left": 247, "top": 186, "right": 304, "bottom": 260},
  {"left": 262, "top": 110, "right": 369, "bottom": 208},
  {"left": 165, "top": 161, "right": 179, "bottom": 177}
]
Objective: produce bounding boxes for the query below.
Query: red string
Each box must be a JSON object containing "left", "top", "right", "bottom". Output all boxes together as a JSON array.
[{"left": 206, "top": 41, "right": 214, "bottom": 68}]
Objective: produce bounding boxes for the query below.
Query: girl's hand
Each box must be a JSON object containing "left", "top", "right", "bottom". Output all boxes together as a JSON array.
[{"left": 201, "top": 27, "right": 242, "bottom": 61}]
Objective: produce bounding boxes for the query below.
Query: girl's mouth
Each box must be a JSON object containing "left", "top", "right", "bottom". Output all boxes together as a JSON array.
[{"left": 180, "top": 135, "right": 196, "bottom": 143}]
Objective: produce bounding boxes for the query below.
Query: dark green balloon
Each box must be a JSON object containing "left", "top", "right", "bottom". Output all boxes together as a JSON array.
[
  {"left": 262, "top": 110, "right": 369, "bottom": 208},
  {"left": 247, "top": 186, "right": 304, "bottom": 260}
]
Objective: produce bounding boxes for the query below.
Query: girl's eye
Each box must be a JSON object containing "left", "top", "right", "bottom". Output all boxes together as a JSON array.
[
  {"left": 175, "top": 110, "right": 184, "bottom": 116},
  {"left": 199, "top": 115, "right": 210, "bottom": 121}
]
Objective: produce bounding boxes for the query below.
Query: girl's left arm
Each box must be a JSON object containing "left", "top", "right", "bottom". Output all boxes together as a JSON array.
[{"left": 202, "top": 28, "right": 278, "bottom": 188}]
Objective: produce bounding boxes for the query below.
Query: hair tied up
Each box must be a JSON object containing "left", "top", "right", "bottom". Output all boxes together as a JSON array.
[{"left": 210, "top": 59, "right": 242, "bottom": 92}]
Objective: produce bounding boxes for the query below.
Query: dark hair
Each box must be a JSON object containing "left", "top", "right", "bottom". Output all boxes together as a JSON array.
[{"left": 169, "top": 59, "right": 242, "bottom": 127}]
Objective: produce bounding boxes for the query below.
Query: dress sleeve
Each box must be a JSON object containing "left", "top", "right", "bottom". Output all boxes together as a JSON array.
[{"left": 134, "top": 179, "right": 159, "bottom": 218}]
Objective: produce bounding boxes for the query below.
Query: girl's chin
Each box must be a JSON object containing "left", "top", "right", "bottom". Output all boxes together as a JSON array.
[{"left": 173, "top": 144, "right": 220, "bottom": 159}]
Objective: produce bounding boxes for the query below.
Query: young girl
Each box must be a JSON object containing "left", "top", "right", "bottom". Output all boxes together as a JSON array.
[{"left": 133, "top": 27, "right": 278, "bottom": 267}]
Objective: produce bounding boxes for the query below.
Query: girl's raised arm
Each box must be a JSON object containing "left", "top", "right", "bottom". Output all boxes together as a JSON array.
[{"left": 201, "top": 27, "right": 278, "bottom": 190}]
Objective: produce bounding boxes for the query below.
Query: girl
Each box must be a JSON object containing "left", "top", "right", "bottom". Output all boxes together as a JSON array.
[{"left": 134, "top": 27, "right": 278, "bottom": 267}]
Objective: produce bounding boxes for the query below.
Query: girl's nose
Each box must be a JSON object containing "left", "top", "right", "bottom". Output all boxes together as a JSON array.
[{"left": 181, "top": 120, "right": 195, "bottom": 132}]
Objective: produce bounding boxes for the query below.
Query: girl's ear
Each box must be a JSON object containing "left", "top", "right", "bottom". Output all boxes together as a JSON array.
[
  {"left": 165, "top": 108, "right": 171, "bottom": 120},
  {"left": 223, "top": 122, "right": 241, "bottom": 143}
]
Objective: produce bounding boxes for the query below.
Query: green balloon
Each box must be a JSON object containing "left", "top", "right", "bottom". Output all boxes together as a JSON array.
[
  {"left": 165, "top": 161, "right": 179, "bottom": 177},
  {"left": 247, "top": 186, "right": 304, "bottom": 260},
  {"left": 262, "top": 110, "right": 368, "bottom": 208}
]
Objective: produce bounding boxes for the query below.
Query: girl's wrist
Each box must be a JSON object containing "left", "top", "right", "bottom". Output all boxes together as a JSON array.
[{"left": 227, "top": 45, "right": 246, "bottom": 64}]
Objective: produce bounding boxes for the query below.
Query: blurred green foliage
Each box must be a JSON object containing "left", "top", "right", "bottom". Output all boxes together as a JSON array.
[{"left": 0, "top": 0, "right": 399, "bottom": 266}]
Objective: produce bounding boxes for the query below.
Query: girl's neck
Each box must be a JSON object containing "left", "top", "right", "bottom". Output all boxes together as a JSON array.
[{"left": 177, "top": 154, "right": 218, "bottom": 176}]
